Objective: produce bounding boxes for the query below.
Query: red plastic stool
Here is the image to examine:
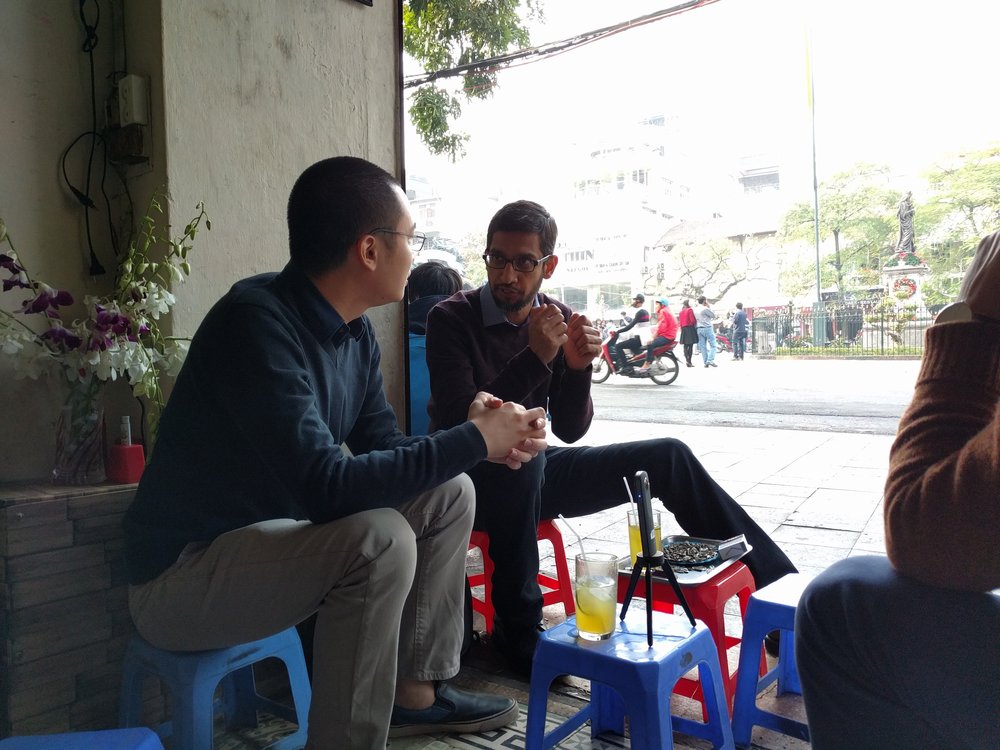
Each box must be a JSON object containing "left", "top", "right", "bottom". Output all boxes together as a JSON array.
[
  {"left": 468, "top": 519, "right": 575, "bottom": 634},
  {"left": 616, "top": 560, "right": 763, "bottom": 716}
]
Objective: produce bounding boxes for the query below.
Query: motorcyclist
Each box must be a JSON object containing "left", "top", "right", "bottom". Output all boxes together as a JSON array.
[{"left": 610, "top": 293, "right": 651, "bottom": 374}]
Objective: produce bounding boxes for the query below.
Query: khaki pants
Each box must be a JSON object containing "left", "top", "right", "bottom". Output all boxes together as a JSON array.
[{"left": 129, "top": 474, "right": 474, "bottom": 749}]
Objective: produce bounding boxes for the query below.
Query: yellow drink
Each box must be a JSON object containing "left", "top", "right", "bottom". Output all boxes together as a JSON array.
[
  {"left": 627, "top": 511, "right": 662, "bottom": 567},
  {"left": 574, "top": 575, "right": 617, "bottom": 640}
]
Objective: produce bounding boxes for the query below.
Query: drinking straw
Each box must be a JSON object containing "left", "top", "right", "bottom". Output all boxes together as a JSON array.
[
  {"left": 623, "top": 476, "right": 637, "bottom": 511},
  {"left": 557, "top": 514, "right": 587, "bottom": 558}
]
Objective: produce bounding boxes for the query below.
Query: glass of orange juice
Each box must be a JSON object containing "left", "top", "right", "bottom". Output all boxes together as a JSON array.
[
  {"left": 627, "top": 509, "right": 662, "bottom": 567},
  {"left": 574, "top": 552, "right": 619, "bottom": 640}
]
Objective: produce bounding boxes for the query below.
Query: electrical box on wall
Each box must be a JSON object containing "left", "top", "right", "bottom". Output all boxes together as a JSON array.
[
  {"left": 118, "top": 74, "right": 149, "bottom": 127},
  {"left": 106, "top": 73, "right": 152, "bottom": 170}
]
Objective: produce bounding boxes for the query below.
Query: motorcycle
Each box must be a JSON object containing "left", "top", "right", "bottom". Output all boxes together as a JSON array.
[{"left": 592, "top": 330, "right": 680, "bottom": 385}]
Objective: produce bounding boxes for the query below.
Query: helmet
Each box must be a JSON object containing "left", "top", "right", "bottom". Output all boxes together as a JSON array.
[
  {"left": 657, "top": 297, "right": 669, "bottom": 306},
  {"left": 633, "top": 293, "right": 645, "bottom": 303}
]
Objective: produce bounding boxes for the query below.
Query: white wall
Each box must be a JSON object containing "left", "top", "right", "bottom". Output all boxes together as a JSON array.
[{"left": 0, "top": 0, "right": 404, "bottom": 481}]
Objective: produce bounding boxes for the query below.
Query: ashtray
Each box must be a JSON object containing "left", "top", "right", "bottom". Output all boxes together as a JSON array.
[{"left": 662, "top": 540, "right": 719, "bottom": 566}]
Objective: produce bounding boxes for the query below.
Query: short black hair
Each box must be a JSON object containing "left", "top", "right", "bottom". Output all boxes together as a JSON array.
[
  {"left": 408, "top": 261, "right": 462, "bottom": 302},
  {"left": 287, "top": 156, "right": 402, "bottom": 277},
  {"left": 486, "top": 200, "right": 558, "bottom": 255},
  {"left": 698, "top": 296, "right": 707, "bottom": 305},
  {"left": 736, "top": 302, "right": 743, "bottom": 309}
]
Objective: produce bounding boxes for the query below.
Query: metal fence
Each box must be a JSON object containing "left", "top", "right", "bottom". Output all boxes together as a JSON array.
[{"left": 747, "top": 305, "right": 935, "bottom": 357}]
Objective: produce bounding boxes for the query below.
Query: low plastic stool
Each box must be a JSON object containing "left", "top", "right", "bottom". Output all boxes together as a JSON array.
[
  {"left": 731, "top": 573, "right": 810, "bottom": 748},
  {"left": 616, "top": 560, "right": 760, "bottom": 714},
  {"left": 0, "top": 729, "right": 163, "bottom": 750},
  {"left": 468, "top": 519, "right": 575, "bottom": 634},
  {"left": 119, "top": 627, "right": 311, "bottom": 750},
  {"left": 525, "top": 611, "right": 735, "bottom": 750}
]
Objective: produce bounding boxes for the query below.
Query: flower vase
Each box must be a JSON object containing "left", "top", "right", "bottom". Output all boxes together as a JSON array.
[{"left": 52, "top": 376, "right": 107, "bottom": 485}]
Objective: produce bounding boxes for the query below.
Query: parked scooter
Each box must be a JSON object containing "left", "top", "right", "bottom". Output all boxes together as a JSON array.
[{"left": 592, "top": 330, "right": 680, "bottom": 385}]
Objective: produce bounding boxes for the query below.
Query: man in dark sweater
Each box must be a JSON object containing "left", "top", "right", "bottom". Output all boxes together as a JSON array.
[
  {"left": 425, "top": 200, "right": 797, "bottom": 674},
  {"left": 122, "top": 158, "right": 548, "bottom": 748}
]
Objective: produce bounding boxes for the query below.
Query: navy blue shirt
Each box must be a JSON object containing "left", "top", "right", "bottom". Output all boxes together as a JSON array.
[{"left": 123, "top": 262, "right": 486, "bottom": 584}]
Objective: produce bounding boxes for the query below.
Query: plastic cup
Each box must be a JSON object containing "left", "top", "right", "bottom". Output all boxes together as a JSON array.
[
  {"left": 574, "top": 552, "right": 619, "bottom": 641},
  {"left": 627, "top": 509, "right": 662, "bottom": 567}
]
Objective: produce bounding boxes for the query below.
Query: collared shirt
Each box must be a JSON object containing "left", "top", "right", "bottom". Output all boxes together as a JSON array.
[
  {"left": 123, "top": 262, "right": 486, "bottom": 584},
  {"left": 425, "top": 286, "right": 594, "bottom": 444}
]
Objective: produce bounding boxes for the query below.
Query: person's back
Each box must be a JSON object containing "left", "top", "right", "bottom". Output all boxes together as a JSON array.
[
  {"left": 407, "top": 261, "right": 462, "bottom": 434},
  {"left": 795, "top": 230, "right": 1000, "bottom": 750}
]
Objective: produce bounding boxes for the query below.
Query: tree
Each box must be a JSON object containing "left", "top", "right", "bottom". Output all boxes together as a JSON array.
[
  {"left": 660, "top": 234, "right": 769, "bottom": 304},
  {"left": 403, "top": 1, "right": 540, "bottom": 160},
  {"left": 917, "top": 144, "right": 1000, "bottom": 303},
  {"left": 779, "top": 164, "right": 898, "bottom": 298}
]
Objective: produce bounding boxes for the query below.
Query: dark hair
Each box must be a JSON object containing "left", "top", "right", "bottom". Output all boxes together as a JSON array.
[
  {"left": 408, "top": 261, "right": 462, "bottom": 302},
  {"left": 486, "top": 200, "right": 558, "bottom": 255},
  {"left": 697, "top": 296, "right": 707, "bottom": 305},
  {"left": 287, "top": 156, "right": 402, "bottom": 277},
  {"left": 682, "top": 299, "right": 690, "bottom": 309},
  {"left": 736, "top": 302, "right": 743, "bottom": 309}
]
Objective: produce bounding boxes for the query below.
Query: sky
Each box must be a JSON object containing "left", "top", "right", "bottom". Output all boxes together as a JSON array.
[{"left": 403, "top": 0, "right": 1000, "bottom": 232}]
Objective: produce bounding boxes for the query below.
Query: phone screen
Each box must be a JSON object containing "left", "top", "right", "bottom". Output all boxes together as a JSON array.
[{"left": 632, "top": 470, "right": 656, "bottom": 560}]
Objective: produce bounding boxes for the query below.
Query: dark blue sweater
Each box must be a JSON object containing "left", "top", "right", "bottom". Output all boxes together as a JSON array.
[{"left": 123, "top": 262, "right": 486, "bottom": 584}]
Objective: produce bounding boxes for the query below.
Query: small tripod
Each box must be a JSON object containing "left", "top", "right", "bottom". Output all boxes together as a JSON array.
[{"left": 619, "top": 551, "right": 697, "bottom": 647}]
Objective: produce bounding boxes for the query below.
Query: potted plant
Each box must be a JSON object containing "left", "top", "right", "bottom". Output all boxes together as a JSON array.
[{"left": 0, "top": 194, "right": 210, "bottom": 484}]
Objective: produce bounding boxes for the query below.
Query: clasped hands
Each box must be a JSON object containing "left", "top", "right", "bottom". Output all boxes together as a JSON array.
[{"left": 468, "top": 392, "right": 548, "bottom": 470}]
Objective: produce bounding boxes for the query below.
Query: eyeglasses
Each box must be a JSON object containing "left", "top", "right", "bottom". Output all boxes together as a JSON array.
[
  {"left": 370, "top": 228, "right": 426, "bottom": 253},
  {"left": 482, "top": 252, "right": 553, "bottom": 273}
]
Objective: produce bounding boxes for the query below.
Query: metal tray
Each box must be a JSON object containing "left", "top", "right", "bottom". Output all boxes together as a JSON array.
[{"left": 618, "top": 534, "right": 753, "bottom": 586}]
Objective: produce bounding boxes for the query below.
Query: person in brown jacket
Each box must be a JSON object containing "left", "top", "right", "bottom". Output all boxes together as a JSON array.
[{"left": 795, "top": 231, "right": 1000, "bottom": 750}]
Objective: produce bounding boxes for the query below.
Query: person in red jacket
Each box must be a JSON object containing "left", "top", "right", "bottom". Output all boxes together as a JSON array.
[
  {"left": 678, "top": 299, "right": 698, "bottom": 367},
  {"left": 638, "top": 297, "right": 678, "bottom": 371}
]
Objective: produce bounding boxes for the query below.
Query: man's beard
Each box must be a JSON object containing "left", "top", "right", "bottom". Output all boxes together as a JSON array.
[{"left": 490, "top": 274, "right": 544, "bottom": 313}]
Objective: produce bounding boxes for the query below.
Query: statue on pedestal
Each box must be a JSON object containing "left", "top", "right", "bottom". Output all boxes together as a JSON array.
[{"left": 896, "top": 191, "right": 916, "bottom": 254}]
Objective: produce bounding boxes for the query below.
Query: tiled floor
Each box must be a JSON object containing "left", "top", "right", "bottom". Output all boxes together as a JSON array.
[{"left": 391, "top": 419, "right": 892, "bottom": 749}]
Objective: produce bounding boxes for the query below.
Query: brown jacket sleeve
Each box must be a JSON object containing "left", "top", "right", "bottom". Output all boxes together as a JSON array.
[{"left": 883, "top": 321, "right": 1000, "bottom": 591}]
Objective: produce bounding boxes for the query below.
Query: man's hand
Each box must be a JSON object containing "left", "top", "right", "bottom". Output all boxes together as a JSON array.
[
  {"left": 467, "top": 392, "right": 548, "bottom": 470},
  {"left": 961, "top": 231, "right": 1000, "bottom": 322},
  {"left": 563, "top": 312, "right": 602, "bottom": 370},
  {"left": 527, "top": 303, "right": 568, "bottom": 366}
]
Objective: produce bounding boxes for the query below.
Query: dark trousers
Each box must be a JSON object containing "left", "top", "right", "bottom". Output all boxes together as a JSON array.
[
  {"left": 796, "top": 556, "right": 1000, "bottom": 750},
  {"left": 611, "top": 335, "right": 642, "bottom": 369},
  {"left": 733, "top": 330, "right": 747, "bottom": 359},
  {"left": 682, "top": 342, "right": 695, "bottom": 364},
  {"left": 469, "top": 438, "right": 797, "bottom": 634},
  {"left": 644, "top": 336, "right": 673, "bottom": 363}
]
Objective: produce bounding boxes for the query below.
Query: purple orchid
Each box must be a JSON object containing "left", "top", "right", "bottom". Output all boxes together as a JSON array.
[
  {"left": 40, "top": 325, "right": 83, "bottom": 352},
  {"left": 1, "top": 253, "right": 30, "bottom": 291},
  {"left": 21, "top": 284, "right": 74, "bottom": 315}
]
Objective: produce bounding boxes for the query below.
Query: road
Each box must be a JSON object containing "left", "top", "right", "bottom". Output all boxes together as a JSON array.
[{"left": 590, "top": 358, "right": 921, "bottom": 435}]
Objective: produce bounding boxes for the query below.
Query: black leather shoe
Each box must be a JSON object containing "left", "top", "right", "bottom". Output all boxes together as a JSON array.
[
  {"left": 389, "top": 682, "right": 518, "bottom": 738},
  {"left": 764, "top": 629, "right": 780, "bottom": 658},
  {"left": 492, "top": 619, "right": 543, "bottom": 679}
]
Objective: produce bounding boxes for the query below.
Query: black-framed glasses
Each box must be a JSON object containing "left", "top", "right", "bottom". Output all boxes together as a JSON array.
[
  {"left": 370, "top": 228, "right": 426, "bottom": 253},
  {"left": 482, "top": 252, "right": 553, "bottom": 273}
]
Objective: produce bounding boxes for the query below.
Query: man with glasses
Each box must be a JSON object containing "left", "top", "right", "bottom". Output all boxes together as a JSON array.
[
  {"left": 123, "top": 158, "right": 548, "bottom": 748},
  {"left": 425, "top": 200, "right": 797, "bottom": 676}
]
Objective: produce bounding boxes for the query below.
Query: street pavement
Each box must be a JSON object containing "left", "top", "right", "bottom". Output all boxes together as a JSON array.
[{"left": 589, "top": 356, "right": 921, "bottom": 435}]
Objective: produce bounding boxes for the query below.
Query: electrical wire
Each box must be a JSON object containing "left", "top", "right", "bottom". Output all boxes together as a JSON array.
[{"left": 403, "top": 0, "right": 722, "bottom": 90}]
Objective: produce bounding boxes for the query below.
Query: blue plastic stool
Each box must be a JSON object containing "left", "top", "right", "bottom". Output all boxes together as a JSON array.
[
  {"left": 0, "top": 728, "right": 162, "bottom": 749},
  {"left": 525, "top": 610, "right": 735, "bottom": 750},
  {"left": 119, "top": 627, "right": 311, "bottom": 750},
  {"left": 731, "top": 573, "right": 810, "bottom": 748}
]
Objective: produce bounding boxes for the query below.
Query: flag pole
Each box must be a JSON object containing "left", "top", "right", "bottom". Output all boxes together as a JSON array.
[{"left": 806, "top": 31, "right": 821, "bottom": 304}]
